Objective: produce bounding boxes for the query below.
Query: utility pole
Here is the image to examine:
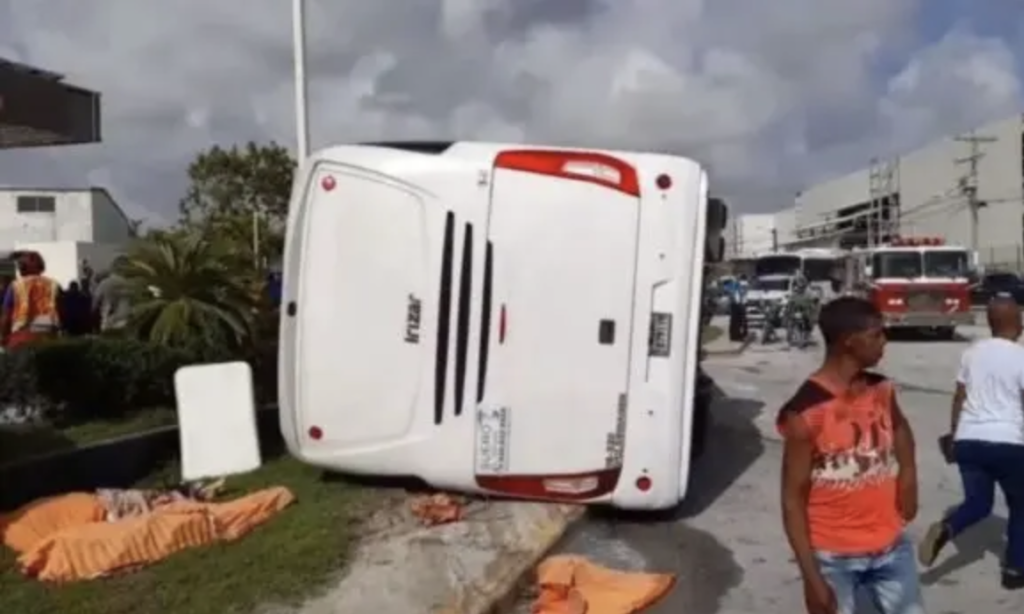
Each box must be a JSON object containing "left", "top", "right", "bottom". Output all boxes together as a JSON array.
[
  {"left": 868, "top": 158, "right": 878, "bottom": 247},
  {"left": 955, "top": 131, "right": 996, "bottom": 252},
  {"left": 292, "top": 0, "right": 310, "bottom": 161}
]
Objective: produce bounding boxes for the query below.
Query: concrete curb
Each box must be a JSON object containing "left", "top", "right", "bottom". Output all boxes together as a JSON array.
[
  {"left": 468, "top": 503, "right": 586, "bottom": 614},
  {"left": 289, "top": 500, "right": 585, "bottom": 614}
]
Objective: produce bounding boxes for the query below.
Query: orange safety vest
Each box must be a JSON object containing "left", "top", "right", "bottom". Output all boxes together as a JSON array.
[{"left": 8, "top": 275, "right": 61, "bottom": 334}]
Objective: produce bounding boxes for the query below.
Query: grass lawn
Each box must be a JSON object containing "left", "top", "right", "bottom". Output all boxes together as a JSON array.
[
  {"left": 702, "top": 325, "right": 723, "bottom": 345},
  {"left": 0, "top": 454, "right": 371, "bottom": 614},
  {"left": 0, "top": 408, "right": 178, "bottom": 466}
]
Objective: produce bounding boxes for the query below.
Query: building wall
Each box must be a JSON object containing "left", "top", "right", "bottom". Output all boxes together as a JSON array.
[
  {"left": 774, "top": 207, "right": 797, "bottom": 247},
  {"left": 13, "top": 240, "right": 124, "bottom": 286},
  {"left": 792, "top": 113, "right": 1024, "bottom": 270},
  {"left": 795, "top": 168, "right": 871, "bottom": 229},
  {"left": 89, "top": 188, "right": 134, "bottom": 243},
  {"left": 0, "top": 188, "right": 132, "bottom": 250},
  {"left": 899, "top": 115, "right": 1024, "bottom": 268},
  {"left": 727, "top": 213, "right": 776, "bottom": 259}
]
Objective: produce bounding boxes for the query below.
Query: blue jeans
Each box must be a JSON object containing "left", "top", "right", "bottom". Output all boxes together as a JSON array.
[
  {"left": 946, "top": 439, "right": 1024, "bottom": 571},
  {"left": 816, "top": 534, "right": 924, "bottom": 614}
]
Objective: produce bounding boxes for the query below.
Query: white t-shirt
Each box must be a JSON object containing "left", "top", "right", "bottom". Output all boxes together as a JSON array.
[{"left": 955, "top": 337, "right": 1024, "bottom": 445}]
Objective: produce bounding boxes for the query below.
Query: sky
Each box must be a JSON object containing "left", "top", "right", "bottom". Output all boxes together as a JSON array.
[{"left": 0, "top": 0, "right": 1021, "bottom": 224}]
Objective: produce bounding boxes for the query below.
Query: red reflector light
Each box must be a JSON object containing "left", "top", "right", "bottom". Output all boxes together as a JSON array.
[
  {"left": 308, "top": 426, "right": 323, "bottom": 440},
  {"left": 321, "top": 176, "right": 336, "bottom": 191},
  {"left": 656, "top": 174, "right": 672, "bottom": 189},
  {"left": 635, "top": 476, "right": 652, "bottom": 491}
]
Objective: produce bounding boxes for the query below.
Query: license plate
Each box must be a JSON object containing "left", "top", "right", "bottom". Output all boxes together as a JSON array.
[
  {"left": 649, "top": 312, "right": 672, "bottom": 357},
  {"left": 475, "top": 406, "right": 510, "bottom": 474}
]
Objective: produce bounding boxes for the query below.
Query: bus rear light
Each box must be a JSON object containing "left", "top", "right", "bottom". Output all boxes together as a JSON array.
[
  {"left": 476, "top": 468, "right": 621, "bottom": 500},
  {"left": 494, "top": 150, "right": 640, "bottom": 196},
  {"left": 308, "top": 426, "right": 323, "bottom": 440},
  {"left": 656, "top": 174, "right": 672, "bottom": 190},
  {"left": 321, "top": 175, "right": 336, "bottom": 191},
  {"left": 635, "top": 476, "right": 652, "bottom": 491},
  {"left": 561, "top": 161, "right": 621, "bottom": 185}
]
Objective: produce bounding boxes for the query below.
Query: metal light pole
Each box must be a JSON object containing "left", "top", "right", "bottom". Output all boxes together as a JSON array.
[{"left": 292, "top": 0, "right": 310, "bottom": 161}]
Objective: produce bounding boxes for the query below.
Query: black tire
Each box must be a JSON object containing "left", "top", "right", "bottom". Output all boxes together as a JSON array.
[
  {"left": 690, "top": 393, "right": 710, "bottom": 460},
  {"left": 728, "top": 305, "right": 745, "bottom": 341}
]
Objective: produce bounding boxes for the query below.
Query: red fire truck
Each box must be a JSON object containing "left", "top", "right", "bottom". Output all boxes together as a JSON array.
[{"left": 844, "top": 236, "right": 974, "bottom": 338}]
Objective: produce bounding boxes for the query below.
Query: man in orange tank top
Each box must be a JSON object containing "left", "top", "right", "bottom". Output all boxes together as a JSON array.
[{"left": 778, "top": 297, "right": 923, "bottom": 614}]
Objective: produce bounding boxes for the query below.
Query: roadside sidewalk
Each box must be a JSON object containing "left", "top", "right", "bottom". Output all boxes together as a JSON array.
[{"left": 266, "top": 499, "right": 583, "bottom": 614}]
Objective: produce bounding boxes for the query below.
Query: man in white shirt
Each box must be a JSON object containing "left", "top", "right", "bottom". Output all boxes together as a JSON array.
[{"left": 918, "top": 296, "right": 1024, "bottom": 590}]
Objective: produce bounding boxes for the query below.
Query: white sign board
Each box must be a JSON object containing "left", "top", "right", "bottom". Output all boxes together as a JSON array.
[{"left": 175, "top": 362, "right": 262, "bottom": 481}]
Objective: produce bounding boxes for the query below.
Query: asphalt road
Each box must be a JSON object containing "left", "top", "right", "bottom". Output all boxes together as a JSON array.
[{"left": 513, "top": 322, "right": 1024, "bottom": 613}]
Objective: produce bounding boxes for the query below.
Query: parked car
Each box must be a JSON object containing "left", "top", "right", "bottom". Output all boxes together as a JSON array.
[{"left": 971, "top": 272, "right": 1024, "bottom": 305}]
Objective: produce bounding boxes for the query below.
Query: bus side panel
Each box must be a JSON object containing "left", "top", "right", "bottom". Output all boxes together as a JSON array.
[
  {"left": 279, "top": 149, "right": 487, "bottom": 486},
  {"left": 613, "top": 161, "right": 708, "bottom": 509},
  {"left": 293, "top": 165, "right": 432, "bottom": 450}
]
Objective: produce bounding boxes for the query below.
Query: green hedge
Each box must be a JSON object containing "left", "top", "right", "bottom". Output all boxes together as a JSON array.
[{"left": 0, "top": 335, "right": 278, "bottom": 425}]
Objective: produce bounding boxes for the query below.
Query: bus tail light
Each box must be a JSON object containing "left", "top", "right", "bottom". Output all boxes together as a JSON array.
[{"left": 476, "top": 468, "right": 621, "bottom": 500}]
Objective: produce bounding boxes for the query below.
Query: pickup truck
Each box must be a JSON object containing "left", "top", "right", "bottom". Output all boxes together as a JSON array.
[{"left": 971, "top": 272, "right": 1024, "bottom": 305}]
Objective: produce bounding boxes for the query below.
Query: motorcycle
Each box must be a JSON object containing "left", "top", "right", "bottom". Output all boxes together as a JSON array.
[
  {"left": 760, "top": 301, "right": 782, "bottom": 345},
  {"left": 784, "top": 296, "right": 817, "bottom": 349}
]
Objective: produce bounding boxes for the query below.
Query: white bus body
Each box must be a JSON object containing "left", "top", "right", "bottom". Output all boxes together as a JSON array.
[{"left": 278, "top": 141, "right": 717, "bottom": 510}]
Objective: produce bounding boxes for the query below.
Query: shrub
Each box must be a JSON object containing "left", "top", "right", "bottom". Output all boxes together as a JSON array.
[
  {"left": 0, "top": 337, "right": 195, "bottom": 424},
  {"left": 0, "top": 331, "right": 280, "bottom": 425}
]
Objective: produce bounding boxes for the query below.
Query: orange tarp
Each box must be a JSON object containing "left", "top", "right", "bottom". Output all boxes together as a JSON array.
[
  {"left": 532, "top": 555, "right": 675, "bottom": 614},
  {"left": 0, "top": 487, "right": 294, "bottom": 582}
]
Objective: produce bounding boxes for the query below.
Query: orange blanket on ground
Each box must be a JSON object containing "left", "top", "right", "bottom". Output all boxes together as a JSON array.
[
  {"left": 532, "top": 555, "right": 675, "bottom": 614},
  {"left": 0, "top": 487, "right": 294, "bottom": 582}
]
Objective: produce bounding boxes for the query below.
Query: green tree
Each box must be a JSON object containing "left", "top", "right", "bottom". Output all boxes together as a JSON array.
[
  {"left": 116, "top": 233, "right": 256, "bottom": 351},
  {"left": 178, "top": 141, "right": 295, "bottom": 272}
]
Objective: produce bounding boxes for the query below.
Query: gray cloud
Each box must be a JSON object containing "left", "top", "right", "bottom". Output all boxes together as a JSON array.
[{"left": 0, "top": 0, "right": 1020, "bottom": 221}]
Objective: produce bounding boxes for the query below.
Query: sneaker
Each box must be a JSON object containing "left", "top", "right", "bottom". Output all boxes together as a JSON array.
[
  {"left": 918, "top": 521, "right": 951, "bottom": 567},
  {"left": 1002, "top": 569, "right": 1024, "bottom": 590}
]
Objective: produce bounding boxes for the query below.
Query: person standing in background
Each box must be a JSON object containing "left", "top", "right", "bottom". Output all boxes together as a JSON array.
[
  {"left": 1, "top": 252, "right": 61, "bottom": 348},
  {"left": 918, "top": 296, "right": 1024, "bottom": 590},
  {"left": 58, "top": 281, "right": 91, "bottom": 336},
  {"left": 91, "top": 258, "right": 131, "bottom": 332}
]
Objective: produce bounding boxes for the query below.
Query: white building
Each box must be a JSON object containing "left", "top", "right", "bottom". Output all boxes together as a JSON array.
[
  {"left": 794, "top": 113, "right": 1024, "bottom": 269},
  {"left": 773, "top": 206, "right": 797, "bottom": 248},
  {"left": 0, "top": 187, "right": 134, "bottom": 285},
  {"left": 725, "top": 207, "right": 802, "bottom": 260},
  {"left": 726, "top": 213, "right": 776, "bottom": 259},
  {"left": 0, "top": 187, "right": 132, "bottom": 245}
]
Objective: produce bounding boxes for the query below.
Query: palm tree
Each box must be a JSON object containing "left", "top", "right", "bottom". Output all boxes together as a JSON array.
[{"left": 114, "top": 233, "right": 257, "bottom": 351}]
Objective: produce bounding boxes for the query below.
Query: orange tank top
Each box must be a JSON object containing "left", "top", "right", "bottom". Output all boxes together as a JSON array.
[{"left": 777, "top": 372, "right": 903, "bottom": 554}]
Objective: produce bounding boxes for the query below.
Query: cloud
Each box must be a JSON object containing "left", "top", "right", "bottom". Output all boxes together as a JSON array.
[{"left": 0, "top": 0, "right": 1020, "bottom": 219}]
